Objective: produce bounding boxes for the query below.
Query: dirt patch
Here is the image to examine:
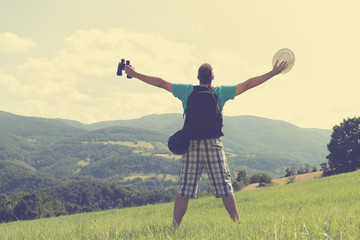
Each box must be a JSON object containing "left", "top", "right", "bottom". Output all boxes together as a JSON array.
[{"left": 242, "top": 171, "right": 323, "bottom": 191}]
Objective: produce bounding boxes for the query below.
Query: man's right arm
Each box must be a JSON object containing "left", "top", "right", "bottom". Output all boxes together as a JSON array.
[{"left": 125, "top": 66, "right": 172, "bottom": 93}]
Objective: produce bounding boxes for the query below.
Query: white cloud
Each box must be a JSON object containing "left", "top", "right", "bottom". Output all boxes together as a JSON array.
[
  {"left": 19, "top": 28, "right": 196, "bottom": 81},
  {"left": 2, "top": 28, "right": 195, "bottom": 123},
  {"left": 0, "top": 69, "right": 19, "bottom": 99},
  {"left": 0, "top": 32, "right": 37, "bottom": 53}
]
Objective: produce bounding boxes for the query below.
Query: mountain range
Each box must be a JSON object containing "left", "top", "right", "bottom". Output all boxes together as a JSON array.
[{"left": 0, "top": 110, "right": 331, "bottom": 194}]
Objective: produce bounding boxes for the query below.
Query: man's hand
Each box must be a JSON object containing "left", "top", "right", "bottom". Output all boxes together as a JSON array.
[
  {"left": 271, "top": 60, "right": 288, "bottom": 75},
  {"left": 125, "top": 66, "right": 137, "bottom": 78}
]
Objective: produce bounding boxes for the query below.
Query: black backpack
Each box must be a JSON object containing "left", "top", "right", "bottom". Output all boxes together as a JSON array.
[{"left": 184, "top": 86, "right": 224, "bottom": 140}]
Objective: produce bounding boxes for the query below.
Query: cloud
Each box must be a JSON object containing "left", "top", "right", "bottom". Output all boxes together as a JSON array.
[
  {"left": 0, "top": 32, "right": 37, "bottom": 53},
  {"left": 0, "top": 69, "right": 19, "bottom": 100},
  {"left": 19, "top": 28, "right": 196, "bottom": 80},
  {"left": 2, "top": 28, "right": 196, "bottom": 123}
]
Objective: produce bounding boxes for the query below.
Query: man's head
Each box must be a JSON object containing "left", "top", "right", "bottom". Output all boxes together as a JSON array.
[{"left": 198, "top": 63, "right": 214, "bottom": 85}]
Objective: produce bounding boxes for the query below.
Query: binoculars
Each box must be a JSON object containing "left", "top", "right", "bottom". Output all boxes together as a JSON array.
[{"left": 117, "top": 59, "right": 132, "bottom": 79}]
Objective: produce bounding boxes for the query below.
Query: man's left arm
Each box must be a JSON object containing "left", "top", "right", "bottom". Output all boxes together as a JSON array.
[
  {"left": 235, "top": 60, "right": 288, "bottom": 96},
  {"left": 125, "top": 66, "right": 172, "bottom": 93}
]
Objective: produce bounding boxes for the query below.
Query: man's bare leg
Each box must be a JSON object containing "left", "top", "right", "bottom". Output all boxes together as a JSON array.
[
  {"left": 222, "top": 195, "right": 240, "bottom": 222},
  {"left": 173, "top": 196, "right": 189, "bottom": 228}
]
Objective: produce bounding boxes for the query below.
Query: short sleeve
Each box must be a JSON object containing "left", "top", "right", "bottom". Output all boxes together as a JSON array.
[
  {"left": 214, "top": 86, "right": 236, "bottom": 111},
  {"left": 172, "top": 84, "right": 194, "bottom": 110}
]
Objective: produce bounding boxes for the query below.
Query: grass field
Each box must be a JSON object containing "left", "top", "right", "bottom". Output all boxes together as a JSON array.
[{"left": 1, "top": 171, "right": 359, "bottom": 239}]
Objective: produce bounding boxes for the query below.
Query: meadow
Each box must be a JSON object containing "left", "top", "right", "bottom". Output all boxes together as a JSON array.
[{"left": 0, "top": 170, "right": 359, "bottom": 240}]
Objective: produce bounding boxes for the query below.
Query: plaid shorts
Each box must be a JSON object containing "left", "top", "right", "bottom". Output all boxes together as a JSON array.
[{"left": 176, "top": 138, "right": 234, "bottom": 199}]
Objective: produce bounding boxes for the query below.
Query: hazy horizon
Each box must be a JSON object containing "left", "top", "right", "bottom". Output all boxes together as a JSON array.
[{"left": 2, "top": 109, "right": 334, "bottom": 131}]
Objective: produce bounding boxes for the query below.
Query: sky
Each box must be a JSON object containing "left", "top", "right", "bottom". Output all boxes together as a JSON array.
[{"left": 0, "top": 0, "right": 359, "bottom": 130}]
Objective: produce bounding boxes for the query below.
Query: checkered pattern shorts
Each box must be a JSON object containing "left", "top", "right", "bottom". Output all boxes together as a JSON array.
[{"left": 176, "top": 138, "right": 234, "bottom": 199}]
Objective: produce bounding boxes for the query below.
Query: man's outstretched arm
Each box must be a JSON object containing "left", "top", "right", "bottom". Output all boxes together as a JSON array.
[
  {"left": 125, "top": 66, "right": 172, "bottom": 93},
  {"left": 235, "top": 60, "right": 288, "bottom": 96}
]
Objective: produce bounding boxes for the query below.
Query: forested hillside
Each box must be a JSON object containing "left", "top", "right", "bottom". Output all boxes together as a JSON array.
[
  {"left": 0, "top": 110, "right": 333, "bottom": 223},
  {"left": 59, "top": 113, "right": 331, "bottom": 176},
  {"left": 0, "top": 110, "right": 331, "bottom": 194}
]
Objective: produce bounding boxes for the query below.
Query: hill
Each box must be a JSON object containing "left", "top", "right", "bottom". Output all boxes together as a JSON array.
[
  {"left": 0, "top": 110, "right": 331, "bottom": 194},
  {"left": 1, "top": 170, "right": 358, "bottom": 239},
  {"left": 0, "top": 160, "right": 61, "bottom": 193},
  {"left": 0, "top": 110, "right": 86, "bottom": 146},
  {"left": 0, "top": 130, "right": 32, "bottom": 163},
  {"left": 58, "top": 113, "right": 331, "bottom": 166},
  {"left": 56, "top": 113, "right": 183, "bottom": 133},
  {"left": 59, "top": 113, "right": 331, "bottom": 175}
]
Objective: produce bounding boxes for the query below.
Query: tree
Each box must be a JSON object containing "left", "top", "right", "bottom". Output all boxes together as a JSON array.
[
  {"left": 249, "top": 173, "right": 272, "bottom": 185},
  {"left": 297, "top": 165, "right": 306, "bottom": 175},
  {"left": 327, "top": 117, "right": 360, "bottom": 174},
  {"left": 320, "top": 162, "right": 329, "bottom": 172},
  {"left": 13, "top": 193, "right": 42, "bottom": 220},
  {"left": 236, "top": 170, "right": 249, "bottom": 185},
  {"left": 284, "top": 167, "right": 296, "bottom": 177},
  {"left": 0, "top": 194, "right": 14, "bottom": 222},
  {"left": 258, "top": 173, "right": 272, "bottom": 185},
  {"left": 232, "top": 181, "right": 242, "bottom": 192},
  {"left": 297, "top": 164, "right": 310, "bottom": 175}
]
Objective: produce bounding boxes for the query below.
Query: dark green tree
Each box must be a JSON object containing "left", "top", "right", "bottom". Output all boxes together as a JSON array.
[
  {"left": 327, "top": 117, "right": 360, "bottom": 174},
  {"left": 232, "top": 181, "right": 242, "bottom": 192},
  {"left": 320, "top": 162, "right": 329, "bottom": 172},
  {"left": 284, "top": 167, "right": 296, "bottom": 177},
  {"left": 249, "top": 173, "right": 272, "bottom": 185},
  {"left": 0, "top": 194, "right": 14, "bottom": 222},
  {"left": 12, "top": 193, "right": 42, "bottom": 220},
  {"left": 297, "top": 164, "right": 310, "bottom": 175},
  {"left": 236, "top": 170, "right": 249, "bottom": 185}
]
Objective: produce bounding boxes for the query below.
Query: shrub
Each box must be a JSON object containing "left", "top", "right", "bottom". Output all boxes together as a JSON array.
[
  {"left": 249, "top": 173, "right": 272, "bottom": 184},
  {"left": 232, "top": 180, "right": 245, "bottom": 192},
  {"left": 287, "top": 175, "right": 296, "bottom": 184}
]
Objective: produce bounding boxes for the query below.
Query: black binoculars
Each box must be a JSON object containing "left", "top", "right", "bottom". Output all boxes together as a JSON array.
[{"left": 117, "top": 59, "right": 132, "bottom": 79}]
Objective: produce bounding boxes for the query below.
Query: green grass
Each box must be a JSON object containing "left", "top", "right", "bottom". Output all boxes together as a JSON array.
[{"left": 1, "top": 171, "right": 359, "bottom": 239}]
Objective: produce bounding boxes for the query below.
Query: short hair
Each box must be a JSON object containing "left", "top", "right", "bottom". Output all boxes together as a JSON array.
[{"left": 198, "top": 63, "right": 213, "bottom": 84}]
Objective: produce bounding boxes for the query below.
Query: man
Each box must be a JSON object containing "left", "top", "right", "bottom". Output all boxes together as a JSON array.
[{"left": 125, "top": 60, "right": 288, "bottom": 227}]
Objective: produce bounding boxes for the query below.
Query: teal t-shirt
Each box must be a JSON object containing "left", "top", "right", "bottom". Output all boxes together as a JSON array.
[{"left": 172, "top": 84, "right": 236, "bottom": 111}]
